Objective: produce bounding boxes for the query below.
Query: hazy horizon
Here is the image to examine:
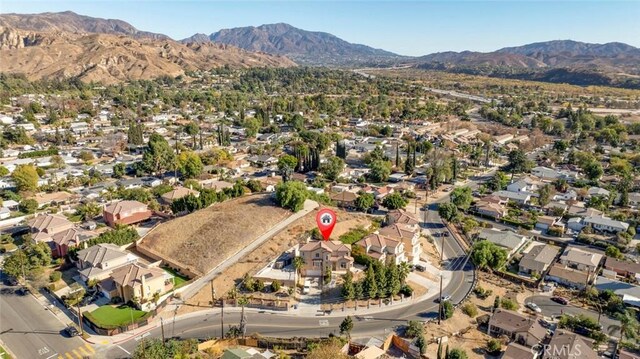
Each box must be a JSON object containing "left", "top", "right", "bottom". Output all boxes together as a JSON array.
[{"left": 2, "top": 1, "right": 639, "bottom": 56}]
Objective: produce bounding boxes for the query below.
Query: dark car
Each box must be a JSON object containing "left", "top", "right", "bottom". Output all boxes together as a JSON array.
[
  {"left": 3, "top": 277, "right": 18, "bottom": 286},
  {"left": 414, "top": 264, "right": 426, "bottom": 272},
  {"left": 16, "top": 287, "right": 30, "bottom": 296},
  {"left": 551, "top": 296, "right": 568, "bottom": 305},
  {"left": 64, "top": 326, "right": 80, "bottom": 337}
]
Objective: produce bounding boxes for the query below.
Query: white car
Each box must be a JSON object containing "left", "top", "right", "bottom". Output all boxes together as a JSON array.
[
  {"left": 526, "top": 302, "right": 542, "bottom": 313},
  {"left": 302, "top": 279, "right": 311, "bottom": 295}
]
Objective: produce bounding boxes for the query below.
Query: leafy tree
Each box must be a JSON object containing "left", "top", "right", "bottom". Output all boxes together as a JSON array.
[
  {"left": 75, "top": 201, "right": 102, "bottom": 220},
  {"left": 605, "top": 245, "right": 623, "bottom": 259},
  {"left": 11, "top": 164, "right": 39, "bottom": 192},
  {"left": 319, "top": 156, "right": 344, "bottom": 181},
  {"left": 441, "top": 300, "right": 454, "bottom": 319},
  {"left": 183, "top": 121, "right": 200, "bottom": 149},
  {"left": 0, "top": 166, "right": 9, "bottom": 176},
  {"left": 501, "top": 298, "right": 518, "bottom": 310},
  {"left": 609, "top": 310, "right": 639, "bottom": 341},
  {"left": 438, "top": 202, "right": 459, "bottom": 222},
  {"left": 277, "top": 154, "right": 298, "bottom": 182},
  {"left": 243, "top": 118, "right": 261, "bottom": 138},
  {"left": 416, "top": 334, "right": 427, "bottom": 355},
  {"left": 448, "top": 349, "right": 468, "bottom": 359},
  {"left": 18, "top": 199, "right": 38, "bottom": 214},
  {"left": 584, "top": 161, "right": 603, "bottom": 181},
  {"left": 368, "top": 160, "right": 391, "bottom": 182},
  {"left": 127, "top": 122, "right": 144, "bottom": 146},
  {"left": 405, "top": 320, "right": 423, "bottom": 338},
  {"left": 354, "top": 193, "right": 375, "bottom": 213},
  {"left": 507, "top": 149, "right": 531, "bottom": 174},
  {"left": 113, "top": 163, "right": 126, "bottom": 178},
  {"left": 177, "top": 151, "right": 203, "bottom": 179},
  {"left": 382, "top": 193, "right": 408, "bottom": 210},
  {"left": 450, "top": 186, "right": 473, "bottom": 210},
  {"left": 471, "top": 240, "right": 508, "bottom": 270},
  {"left": 79, "top": 150, "right": 94, "bottom": 162},
  {"left": 339, "top": 316, "right": 354, "bottom": 339},
  {"left": 275, "top": 181, "right": 308, "bottom": 212},
  {"left": 488, "top": 171, "right": 509, "bottom": 191},
  {"left": 306, "top": 338, "right": 349, "bottom": 359},
  {"left": 487, "top": 340, "right": 502, "bottom": 354},
  {"left": 535, "top": 185, "right": 554, "bottom": 208},
  {"left": 142, "top": 133, "right": 176, "bottom": 175}
]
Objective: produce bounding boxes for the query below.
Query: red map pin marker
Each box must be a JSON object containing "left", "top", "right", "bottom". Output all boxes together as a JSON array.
[{"left": 316, "top": 208, "right": 337, "bottom": 241}]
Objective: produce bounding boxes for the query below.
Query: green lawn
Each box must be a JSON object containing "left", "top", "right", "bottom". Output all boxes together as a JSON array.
[
  {"left": 0, "top": 345, "right": 13, "bottom": 359},
  {"left": 85, "top": 305, "right": 148, "bottom": 328},
  {"left": 163, "top": 267, "right": 189, "bottom": 288}
]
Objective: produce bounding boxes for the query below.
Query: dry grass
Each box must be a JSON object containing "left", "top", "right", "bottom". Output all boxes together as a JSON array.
[
  {"left": 176, "top": 207, "right": 372, "bottom": 315},
  {"left": 140, "top": 194, "right": 290, "bottom": 275}
]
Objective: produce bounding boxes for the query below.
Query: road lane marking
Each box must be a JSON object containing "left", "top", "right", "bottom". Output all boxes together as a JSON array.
[
  {"left": 117, "top": 345, "right": 131, "bottom": 355},
  {"left": 39, "top": 347, "right": 51, "bottom": 356},
  {"left": 319, "top": 320, "right": 329, "bottom": 326},
  {"left": 77, "top": 346, "right": 91, "bottom": 356},
  {"left": 45, "top": 354, "right": 58, "bottom": 359},
  {"left": 84, "top": 344, "right": 95, "bottom": 353}
]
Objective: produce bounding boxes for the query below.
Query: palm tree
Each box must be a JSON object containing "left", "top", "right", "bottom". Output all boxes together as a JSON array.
[
  {"left": 609, "top": 309, "right": 639, "bottom": 341},
  {"left": 292, "top": 256, "right": 305, "bottom": 288},
  {"left": 152, "top": 291, "right": 161, "bottom": 308}
]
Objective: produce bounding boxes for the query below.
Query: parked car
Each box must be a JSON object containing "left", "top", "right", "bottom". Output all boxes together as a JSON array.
[
  {"left": 526, "top": 302, "right": 542, "bottom": 313},
  {"left": 414, "top": 264, "right": 426, "bottom": 272},
  {"left": 64, "top": 326, "right": 80, "bottom": 337},
  {"left": 302, "top": 280, "right": 311, "bottom": 295},
  {"left": 436, "top": 294, "right": 452, "bottom": 303},
  {"left": 16, "top": 287, "right": 30, "bottom": 296},
  {"left": 551, "top": 296, "right": 568, "bottom": 305},
  {"left": 3, "top": 277, "right": 18, "bottom": 286},
  {"left": 538, "top": 319, "right": 551, "bottom": 329}
]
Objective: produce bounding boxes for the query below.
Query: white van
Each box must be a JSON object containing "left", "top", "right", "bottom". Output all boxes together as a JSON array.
[{"left": 302, "top": 279, "right": 311, "bottom": 294}]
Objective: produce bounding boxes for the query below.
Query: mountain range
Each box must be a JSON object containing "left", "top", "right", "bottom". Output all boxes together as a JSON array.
[
  {"left": 1, "top": 11, "right": 639, "bottom": 88},
  {"left": 182, "top": 23, "right": 401, "bottom": 65},
  {"left": 0, "top": 11, "right": 295, "bottom": 84}
]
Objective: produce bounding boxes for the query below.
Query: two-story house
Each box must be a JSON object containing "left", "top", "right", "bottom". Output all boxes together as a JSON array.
[
  {"left": 378, "top": 223, "right": 422, "bottom": 265},
  {"left": 298, "top": 241, "right": 353, "bottom": 277},
  {"left": 28, "top": 214, "right": 75, "bottom": 252},
  {"left": 356, "top": 233, "right": 406, "bottom": 265},
  {"left": 103, "top": 263, "right": 172, "bottom": 310},
  {"left": 559, "top": 246, "right": 603, "bottom": 273},
  {"left": 103, "top": 200, "right": 152, "bottom": 227},
  {"left": 76, "top": 243, "right": 138, "bottom": 282},
  {"left": 51, "top": 228, "right": 97, "bottom": 258}
]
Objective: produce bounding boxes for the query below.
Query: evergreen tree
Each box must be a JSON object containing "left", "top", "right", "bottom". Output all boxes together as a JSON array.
[
  {"left": 375, "top": 263, "right": 388, "bottom": 298},
  {"left": 364, "top": 265, "right": 378, "bottom": 299},
  {"left": 387, "top": 264, "right": 402, "bottom": 296},
  {"left": 341, "top": 271, "right": 355, "bottom": 300}
]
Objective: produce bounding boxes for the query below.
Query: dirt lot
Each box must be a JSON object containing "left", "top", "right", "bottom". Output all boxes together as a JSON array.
[
  {"left": 422, "top": 273, "right": 529, "bottom": 359},
  {"left": 139, "top": 194, "right": 290, "bottom": 275},
  {"left": 177, "top": 207, "right": 372, "bottom": 315}
]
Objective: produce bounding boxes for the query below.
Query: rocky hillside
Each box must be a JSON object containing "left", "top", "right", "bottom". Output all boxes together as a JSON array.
[
  {"left": 0, "top": 13, "right": 295, "bottom": 84},
  {"left": 183, "top": 23, "right": 403, "bottom": 65}
]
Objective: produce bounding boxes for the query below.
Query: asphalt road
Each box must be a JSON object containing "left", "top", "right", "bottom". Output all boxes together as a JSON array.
[
  {"left": 0, "top": 276, "right": 94, "bottom": 359},
  {"left": 526, "top": 295, "right": 621, "bottom": 337}
]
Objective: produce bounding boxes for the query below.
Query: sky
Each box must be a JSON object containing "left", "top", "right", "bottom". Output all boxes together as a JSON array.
[{"left": 1, "top": 1, "right": 639, "bottom": 56}]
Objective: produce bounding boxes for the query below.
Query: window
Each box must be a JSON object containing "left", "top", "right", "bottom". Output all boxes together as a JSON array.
[
  {"left": 340, "top": 263, "right": 346, "bottom": 269},
  {"left": 315, "top": 253, "right": 319, "bottom": 258}
]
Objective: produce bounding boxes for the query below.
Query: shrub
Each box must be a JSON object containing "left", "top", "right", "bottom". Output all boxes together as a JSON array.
[
  {"left": 49, "top": 271, "right": 62, "bottom": 282},
  {"left": 501, "top": 298, "right": 518, "bottom": 310},
  {"left": 473, "top": 286, "right": 493, "bottom": 299},
  {"left": 487, "top": 339, "right": 502, "bottom": 353},
  {"left": 462, "top": 303, "right": 478, "bottom": 317},
  {"left": 399, "top": 284, "right": 413, "bottom": 297},
  {"left": 441, "top": 300, "right": 454, "bottom": 319},
  {"left": 271, "top": 280, "right": 281, "bottom": 292},
  {"left": 254, "top": 279, "right": 265, "bottom": 292}
]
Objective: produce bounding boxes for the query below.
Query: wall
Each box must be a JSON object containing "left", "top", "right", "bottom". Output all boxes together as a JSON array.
[{"left": 135, "top": 243, "right": 201, "bottom": 279}]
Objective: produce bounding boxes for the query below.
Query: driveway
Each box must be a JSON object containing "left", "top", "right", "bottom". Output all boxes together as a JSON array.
[{"left": 526, "top": 295, "right": 621, "bottom": 337}]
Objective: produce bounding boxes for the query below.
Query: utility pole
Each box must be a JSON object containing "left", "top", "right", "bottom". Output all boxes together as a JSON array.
[
  {"left": 438, "top": 274, "right": 443, "bottom": 325},
  {"left": 160, "top": 317, "right": 166, "bottom": 346},
  {"left": 76, "top": 300, "right": 84, "bottom": 336},
  {"left": 210, "top": 280, "right": 215, "bottom": 306},
  {"left": 220, "top": 300, "right": 224, "bottom": 339}
]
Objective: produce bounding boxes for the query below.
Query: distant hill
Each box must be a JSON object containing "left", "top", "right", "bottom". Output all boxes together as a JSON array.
[
  {"left": 0, "top": 11, "right": 169, "bottom": 40},
  {"left": 415, "top": 40, "right": 640, "bottom": 89},
  {"left": 182, "top": 23, "right": 404, "bottom": 65},
  {"left": 0, "top": 12, "right": 295, "bottom": 84}
]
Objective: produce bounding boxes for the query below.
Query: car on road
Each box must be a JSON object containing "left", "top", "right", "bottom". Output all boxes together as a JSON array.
[
  {"left": 436, "top": 294, "right": 451, "bottom": 303},
  {"left": 526, "top": 302, "right": 542, "bottom": 313},
  {"left": 3, "top": 277, "right": 18, "bottom": 286},
  {"left": 64, "top": 326, "right": 80, "bottom": 337},
  {"left": 16, "top": 287, "right": 30, "bottom": 296},
  {"left": 551, "top": 296, "right": 568, "bottom": 305}
]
